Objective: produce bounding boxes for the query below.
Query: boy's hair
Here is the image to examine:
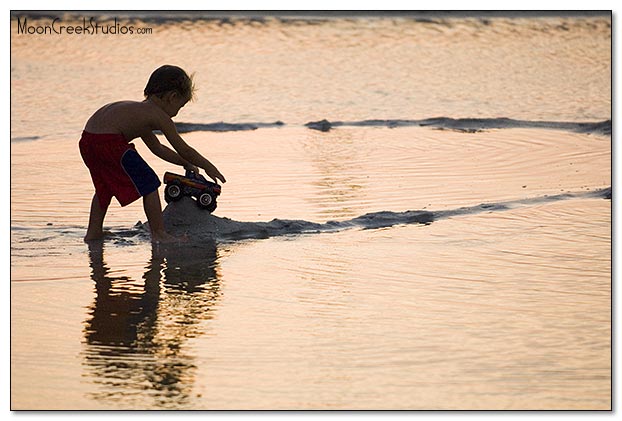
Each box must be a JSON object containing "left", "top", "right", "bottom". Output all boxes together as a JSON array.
[{"left": 144, "top": 65, "right": 195, "bottom": 101}]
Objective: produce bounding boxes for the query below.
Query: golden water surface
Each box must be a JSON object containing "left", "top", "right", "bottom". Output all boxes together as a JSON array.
[{"left": 11, "top": 13, "right": 611, "bottom": 410}]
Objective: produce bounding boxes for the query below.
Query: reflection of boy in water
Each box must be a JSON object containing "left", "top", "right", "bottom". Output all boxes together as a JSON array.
[
  {"left": 79, "top": 65, "right": 226, "bottom": 243},
  {"left": 83, "top": 242, "right": 221, "bottom": 406}
]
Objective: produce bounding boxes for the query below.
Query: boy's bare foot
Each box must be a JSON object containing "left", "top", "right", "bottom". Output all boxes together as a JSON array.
[{"left": 84, "top": 229, "right": 112, "bottom": 242}]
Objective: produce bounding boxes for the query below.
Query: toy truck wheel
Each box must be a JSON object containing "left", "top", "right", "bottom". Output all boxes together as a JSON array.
[
  {"left": 197, "top": 191, "right": 217, "bottom": 212},
  {"left": 164, "top": 183, "right": 183, "bottom": 203}
]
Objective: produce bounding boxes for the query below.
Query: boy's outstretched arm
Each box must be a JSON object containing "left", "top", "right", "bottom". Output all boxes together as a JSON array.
[
  {"left": 158, "top": 117, "right": 226, "bottom": 184},
  {"left": 141, "top": 132, "right": 199, "bottom": 172}
]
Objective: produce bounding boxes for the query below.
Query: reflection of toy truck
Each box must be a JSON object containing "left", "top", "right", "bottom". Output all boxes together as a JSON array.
[{"left": 163, "top": 170, "right": 222, "bottom": 212}]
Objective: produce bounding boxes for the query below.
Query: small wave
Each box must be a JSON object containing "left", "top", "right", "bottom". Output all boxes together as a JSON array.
[
  {"left": 175, "top": 121, "right": 284, "bottom": 133},
  {"left": 159, "top": 187, "right": 610, "bottom": 242},
  {"left": 172, "top": 117, "right": 610, "bottom": 136},
  {"left": 11, "top": 135, "right": 42, "bottom": 143},
  {"left": 14, "top": 118, "right": 609, "bottom": 142},
  {"left": 305, "top": 118, "right": 612, "bottom": 136},
  {"left": 434, "top": 188, "right": 611, "bottom": 220}
]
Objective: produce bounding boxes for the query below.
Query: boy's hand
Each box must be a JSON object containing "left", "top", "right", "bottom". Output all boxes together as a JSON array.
[
  {"left": 204, "top": 164, "right": 226, "bottom": 184},
  {"left": 183, "top": 163, "right": 200, "bottom": 174},
  {"left": 183, "top": 162, "right": 225, "bottom": 184}
]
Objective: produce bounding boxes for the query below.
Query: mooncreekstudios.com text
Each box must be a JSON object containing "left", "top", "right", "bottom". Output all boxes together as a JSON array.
[{"left": 16, "top": 16, "right": 153, "bottom": 35}]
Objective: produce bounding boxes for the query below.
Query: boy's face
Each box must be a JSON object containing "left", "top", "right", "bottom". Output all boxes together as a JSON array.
[{"left": 163, "top": 92, "right": 189, "bottom": 117}]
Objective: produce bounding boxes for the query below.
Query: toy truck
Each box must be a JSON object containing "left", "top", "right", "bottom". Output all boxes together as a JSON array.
[{"left": 163, "top": 170, "right": 222, "bottom": 213}]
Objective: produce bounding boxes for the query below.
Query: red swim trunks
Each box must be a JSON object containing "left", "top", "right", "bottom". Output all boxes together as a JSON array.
[{"left": 79, "top": 131, "right": 161, "bottom": 209}]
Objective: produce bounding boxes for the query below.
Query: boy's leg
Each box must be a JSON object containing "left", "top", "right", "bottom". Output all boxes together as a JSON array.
[
  {"left": 143, "top": 190, "right": 178, "bottom": 243},
  {"left": 84, "top": 194, "right": 108, "bottom": 241}
]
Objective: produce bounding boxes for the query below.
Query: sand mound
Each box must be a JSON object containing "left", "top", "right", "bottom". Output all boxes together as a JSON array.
[
  {"left": 160, "top": 187, "right": 610, "bottom": 242},
  {"left": 162, "top": 197, "right": 433, "bottom": 241}
]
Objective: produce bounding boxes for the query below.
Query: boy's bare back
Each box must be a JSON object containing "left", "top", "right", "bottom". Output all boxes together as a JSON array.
[{"left": 84, "top": 100, "right": 168, "bottom": 142}]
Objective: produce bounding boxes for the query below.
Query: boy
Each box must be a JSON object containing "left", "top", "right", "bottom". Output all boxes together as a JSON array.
[{"left": 80, "top": 65, "right": 226, "bottom": 243}]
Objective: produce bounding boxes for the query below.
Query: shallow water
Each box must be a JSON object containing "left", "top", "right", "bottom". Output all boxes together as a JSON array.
[{"left": 10, "top": 12, "right": 611, "bottom": 410}]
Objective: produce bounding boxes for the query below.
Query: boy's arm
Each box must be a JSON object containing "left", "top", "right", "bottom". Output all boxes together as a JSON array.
[
  {"left": 157, "top": 116, "right": 226, "bottom": 183},
  {"left": 141, "top": 132, "right": 199, "bottom": 173}
]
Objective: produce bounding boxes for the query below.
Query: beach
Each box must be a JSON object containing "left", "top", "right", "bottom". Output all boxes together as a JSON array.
[{"left": 10, "top": 12, "right": 611, "bottom": 410}]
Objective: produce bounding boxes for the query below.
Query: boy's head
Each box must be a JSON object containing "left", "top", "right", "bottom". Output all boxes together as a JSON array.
[{"left": 144, "top": 65, "right": 195, "bottom": 103}]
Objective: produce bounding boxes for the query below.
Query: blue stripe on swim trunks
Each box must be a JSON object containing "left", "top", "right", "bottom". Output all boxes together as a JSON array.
[{"left": 121, "top": 149, "right": 162, "bottom": 197}]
